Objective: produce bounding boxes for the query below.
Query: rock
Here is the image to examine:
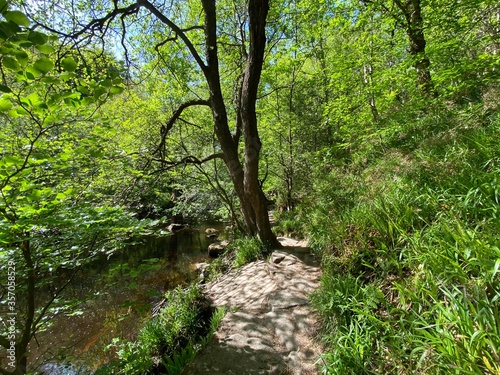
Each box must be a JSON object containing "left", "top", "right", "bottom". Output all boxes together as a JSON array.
[
  {"left": 182, "top": 244, "right": 322, "bottom": 375},
  {"left": 205, "top": 227, "right": 219, "bottom": 235},
  {"left": 195, "top": 262, "right": 210, "bottom": 283},
  {"left": 195, "top": 262, "right": 209, "bottom": 271},
  {"left": 271, "top": 253, "right": 286, "bottom": 264},
  {"left": 205, "top": 228, "right": 219, "bottom": 238},
  {"left": 208, "top": 240, "right": 229, "bottom": 257},
  {"left": 167, "top": 223, "right": 185, "bottom": 232}
]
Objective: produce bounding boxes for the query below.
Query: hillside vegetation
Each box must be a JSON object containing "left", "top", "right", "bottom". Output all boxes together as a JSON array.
[{"left": 303, "top": 94, "right": 500, "bottom": 374}]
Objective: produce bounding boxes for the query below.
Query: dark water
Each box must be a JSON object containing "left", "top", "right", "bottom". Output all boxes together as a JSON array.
[{"left": 29, "top": 222, "right": 226, "bottom": 374}]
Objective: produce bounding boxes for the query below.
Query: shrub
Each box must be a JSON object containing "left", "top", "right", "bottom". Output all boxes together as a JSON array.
[{"left": 96, "top": 285, "right": 223, "bottom": 375}]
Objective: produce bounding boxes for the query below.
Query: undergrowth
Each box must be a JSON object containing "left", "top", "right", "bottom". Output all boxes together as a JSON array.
[
  {"left": 228, "top": 236, "right": 267, "bottom": 268},
  {"left": 94, "top": 285, "right": 225, "bottom": 375},
  {"left": 303, "top": 103, "right": 500, "bottom": 374}
]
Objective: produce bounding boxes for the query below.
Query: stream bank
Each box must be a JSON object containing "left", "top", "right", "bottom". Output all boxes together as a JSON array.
[{"left": 31, "top": 221, "right": 227, "bottom": 374}]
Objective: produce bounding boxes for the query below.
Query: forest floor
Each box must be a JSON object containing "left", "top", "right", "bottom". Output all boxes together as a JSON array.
[{"left": 181, "top": 237, "right": 323, "bottom": 375}]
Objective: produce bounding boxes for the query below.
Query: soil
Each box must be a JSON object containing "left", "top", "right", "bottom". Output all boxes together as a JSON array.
[{"left": 181, "top": 237, "right": 322, "bottom": 375}]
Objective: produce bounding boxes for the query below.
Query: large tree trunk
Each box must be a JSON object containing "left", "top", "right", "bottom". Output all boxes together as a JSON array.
[
  {"left": 241, "top": 0, "right": 281, "bottom": 248},
  {"left": 202, "top": 0, "right": 280, "bottom": 248}
]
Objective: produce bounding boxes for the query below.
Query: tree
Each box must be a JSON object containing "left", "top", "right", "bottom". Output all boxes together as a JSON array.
[
  {"left": 0, "top": 6, "right": 134, "bottom": 374},
  {"left": 31, "top": 0, "right": 281, "bottom": 247},
  {"left": 362, "top": 0, "right": 437, "bottom": 97}
]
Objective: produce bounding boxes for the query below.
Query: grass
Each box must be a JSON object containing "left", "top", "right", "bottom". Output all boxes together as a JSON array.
[
  {"left": 302, "top": 103, "right": 500, "bottom": 374},
  {"left": 228, "top": 237, "right": 267, "bottom": 268},
  {"left": 94, "top": 285, "right": 225, "bottom": 375}
]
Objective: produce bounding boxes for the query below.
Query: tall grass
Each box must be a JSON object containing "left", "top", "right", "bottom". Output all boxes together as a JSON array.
[
  {"left": 305, "top": 106, "right": 500, "bottom": 374},
  {"left": 229, "top": 237, "right": 266, "bottom": 268}
]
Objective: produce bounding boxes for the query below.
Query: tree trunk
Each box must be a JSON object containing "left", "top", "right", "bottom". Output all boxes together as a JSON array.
[
  {"left": 15, "top": 240, "right": 34, "bottom": 375},
  {"left": 396, "top": 0, "right": 437, "bottom": 97},
  {"left": 202, "top": 0, "right": 280, "bottom": 248}
]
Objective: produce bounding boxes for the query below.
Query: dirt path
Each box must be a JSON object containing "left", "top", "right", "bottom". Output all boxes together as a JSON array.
[{"left": 181, "top": 237, "right": 322, "bottom": 375}]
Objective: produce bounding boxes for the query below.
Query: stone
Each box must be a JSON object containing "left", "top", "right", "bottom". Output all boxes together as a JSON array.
[
  {"left": 208, "top": 240, "right": 229, "bottom": 257},
  {"left": 182, "top": 242, "right": 322, "bottom": 375},
  {"left": 205, "top": 227, "right": 219, "bottom": 235},
  {"left": 167, "top": 223, "right": 185, "bottom": 232},
  {"left": 195, "top": 262, "right": 210, "bottom": 271},
  {"left": 195, "top": 262, "right": 210, "bottom": 283},
  {"left": 271, "top": 253, "right": 286, "bottom": 264}
]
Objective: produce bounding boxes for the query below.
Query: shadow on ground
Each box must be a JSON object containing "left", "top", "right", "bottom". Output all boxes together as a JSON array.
[{"left": 181, "top": 238, "right": 322, "bottom": 375}]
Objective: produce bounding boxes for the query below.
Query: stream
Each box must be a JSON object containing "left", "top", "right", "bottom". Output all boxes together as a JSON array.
[{"left": 29, "top": 221, "right": 226, "bottom": 375}]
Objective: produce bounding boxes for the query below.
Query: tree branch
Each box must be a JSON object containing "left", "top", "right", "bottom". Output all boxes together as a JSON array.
[
  {"left": 30, "top": 270, "right": 79, "bottom": 343},
  {"left": 138, "top": 0, "right": 207, "bottom": 72},
  {"left": 34, "top": 2, "right": 139, "bottom": 39},
  {"left": 151, "top": 153, "right": 224, "bottom": 170},
  {"left": 155, "top": 25, "right": 204, "bottom": 52},
  {"left": 257, "top": 85, "right": 290, "bottom": 100},
  {"left": 153, "top": 99, "right": 211, "bottom": 159}
]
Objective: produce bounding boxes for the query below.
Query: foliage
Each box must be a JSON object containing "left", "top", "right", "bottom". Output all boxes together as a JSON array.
[
  {"left": 98, "top": 285, "right": 224, "bottom": 375},
  {"left": 229, "top": 237, "right": 267, "bottom": 268},
  {"left": 0, "top": 0, "right": 499, "bottom": 372},
  {"left": 0, "top": 4, "right": 139, "bottom": 374},
  {"left": 307, "top": 89, "right": 500, "bottom": 375}
]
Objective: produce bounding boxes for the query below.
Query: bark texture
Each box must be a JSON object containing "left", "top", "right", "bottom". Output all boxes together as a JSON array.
[
  {"left": 394, "top": 0, "right": 437, "bottom": 97},
  {"left": 202, "top": 0, "right": 280, "bottom": 247}
]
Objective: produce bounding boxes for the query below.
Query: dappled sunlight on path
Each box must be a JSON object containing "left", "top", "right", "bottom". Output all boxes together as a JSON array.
[{"left": 181, "top": 238, "right": 322, "bottom": 375}]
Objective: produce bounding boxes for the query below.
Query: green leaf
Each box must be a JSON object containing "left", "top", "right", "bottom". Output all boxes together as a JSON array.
[
  {"left": 36, "top": 44, "right": 55, "bottom": 54},
  {"left": 3, "top": 11, "right": 30, "bottom": 27},
  {"left": 0, "top": 0, "right": 9, "bottom": 14},
  {"left": 59, "top": 71, "right": 75, "bottom": 81},
  {"left": 0, "top": 98, "right": 12, "bottom": 111},
  {"left": 0, "top": 43, "right": 11, "bottom": 54},
  {"left": 42, "top": 114, "right": 57, "bottom": 124},
  {"left": 110, "top": 86, "right": 124, "bottom": 95},
  {"left": 34, "top": 56, "right": 54, "bottom": 74},
  {"left": 28, "top": 30, "right": 47, "bottom": 45},
  {"left": 77, "top": 85, "right": 90, "bottom": 95},
  {"left": 13, "top": 50, "right": 29, "bottom": 66},
  {"left": 2, "top": 56, "right": 20, "bottom": 70},
  {"left": 0, "top": 20, "right": 19, "bottom": 36},
  {"left": 7, "top": 108, "right": 19, "bottom": 117},
  {"left": 24, "top": 68, "right": 38, "bottom": 80},
  {"left": 0, "top": 84, "right": 11, "bottom": 93},
  {"left": 101, "top": 79, "right": 112, "bottom": 87},
  {"left": 16, "top": 106, "right": 29, "bottom": 116},
  {"left": 93, "top": 87, "right": 107, "bottom": 99},
  {"left": 2, "top": 154, "right": 21, "bottom": 165},
  {"left": 41, "top": 76, "right": 60, "bottom": 84},
  {"left": 61, "top": 57, "right": 77, "bottom": 72},
  {"left": 18, "top": 41, "right": 33, "bottom": 48}
]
